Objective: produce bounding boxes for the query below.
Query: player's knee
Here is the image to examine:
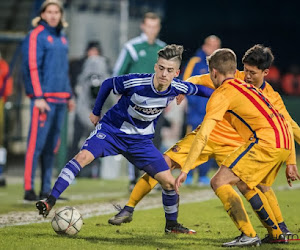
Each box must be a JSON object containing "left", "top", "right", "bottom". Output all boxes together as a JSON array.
[
  {"left": 74, "top": 150, "right": 94, "bottom": 167},
  {"left": 236, "top": 181, "right": 249, "bottom": 195},
  {"left": 257, "top": 184, "right": 270, "bottom": 193},
  {"left": 163, "top": 154, "right": 172, "bottom": 169},
  {"left": 160, "top": 181, "right": 173, "bottom": 190}
]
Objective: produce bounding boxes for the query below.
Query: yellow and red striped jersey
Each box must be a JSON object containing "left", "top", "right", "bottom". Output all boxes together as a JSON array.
[
  {"left": 205, "top": 78, "right": 292, "bottom": 150},
  {"left": 187, "top": 70, "right": 300, "bottom": 148}
]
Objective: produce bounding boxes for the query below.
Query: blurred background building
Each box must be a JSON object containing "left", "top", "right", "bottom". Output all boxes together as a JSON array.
[{"left": 1, "top": 0, "right": 300, "bottom": 180}]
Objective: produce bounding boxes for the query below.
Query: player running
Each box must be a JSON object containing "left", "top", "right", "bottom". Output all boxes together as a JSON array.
[{"left": 36, "top": 44, "right": 214, "bottom": 234}]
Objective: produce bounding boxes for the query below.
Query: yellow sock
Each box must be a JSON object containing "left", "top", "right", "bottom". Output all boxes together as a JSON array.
[
  {"left": 127, "top": 173, "right": 158, "bottom": 208},
  {"left": 264, "top": 188, "right": 284, "bottom": 224},
  {"left": 215, "top": 184, "right": 256, "bottom": 237},
  {"left": 244, "top": 187, "right": 282, "bottom": 238}
]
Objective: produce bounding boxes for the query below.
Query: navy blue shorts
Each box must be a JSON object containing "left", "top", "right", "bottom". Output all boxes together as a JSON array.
[{"left": 81, "top": 123, "right": 169, "bottom": 178}]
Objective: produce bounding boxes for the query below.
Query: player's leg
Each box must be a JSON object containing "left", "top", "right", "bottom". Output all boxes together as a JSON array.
[
  {"left": 237, "top": 182, "right": 284, "bottom": 240},
  {"left": 257, "top": 185, "right": 291, "bottom": 234},
  {"left": 40, "top": 104, "right": 67, "bottom": 199},
  {"left": 211, "top": 166, "right": 258, "bottom": 240},
  {"left": 124, "top": 139, "right": 195, "bottom": 234},
  {"left": 109, "top": 132, "right": 210, "bottom": 225},
  {"left": 225, "top": 144, "right": 290, "bottom": 244},
  {"left": 153, "top": 163, "right": 195, "bottom": 234},
  {"left": 36, "top": 123, "right": 119, "bottom": 217}
]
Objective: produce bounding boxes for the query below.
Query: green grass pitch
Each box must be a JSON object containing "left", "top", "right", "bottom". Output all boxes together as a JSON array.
[{"left": 0, "top": 167, "right": 299, "bottom": 249}]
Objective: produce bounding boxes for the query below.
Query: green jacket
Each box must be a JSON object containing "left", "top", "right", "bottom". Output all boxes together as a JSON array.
[{"left": 113, "top": 33, "right": 166, "bottom": 76}]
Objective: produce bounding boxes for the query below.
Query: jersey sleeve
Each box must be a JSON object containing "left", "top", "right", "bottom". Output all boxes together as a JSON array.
[
  {"left": 181, "top": 119, "right": 217, "bottom": 173},
  {"left": 204, "top": 90, "right": 229, "bottom": 122},
  {"left": 271, "top": 91, "right": 300, "bottom": 145},
  {"left": 175, "top": 80, "right": 214, "bottom": 97},
  {"left": 92, "top": 78, "right": 114, "bottom": 116},
  {"left": 28, "top": 28, "right": 45, "bottom": 98},
  {"left": 186, "top": 74, "right": 215, "bottom": 89}
]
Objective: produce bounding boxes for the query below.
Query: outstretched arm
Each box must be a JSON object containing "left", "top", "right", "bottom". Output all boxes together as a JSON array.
[
  {"left": 92, "top": 78, "right": 114, "bottom": 117},
  {"left": 175, "top": 119, "right": 217, "bottom": 193}
]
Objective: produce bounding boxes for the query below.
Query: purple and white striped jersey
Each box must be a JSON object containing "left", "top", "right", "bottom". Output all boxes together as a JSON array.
[{"left": 92, "top": 73, "right": 213, "bottom": 139}]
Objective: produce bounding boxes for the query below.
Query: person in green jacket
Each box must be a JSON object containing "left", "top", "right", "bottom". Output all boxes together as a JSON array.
[
  {"left": 113, "top": 12, "right": 166, "bottom": 190},
  {"left": 113, "top": 12, "right": 166, "bottom": 76}
]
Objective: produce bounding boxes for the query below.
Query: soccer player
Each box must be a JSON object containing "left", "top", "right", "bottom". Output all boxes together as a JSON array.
[
  {"left": 175, "top": 48, "right": 294, "bottom": 247},
  {"left": 108, "top": 45, "right": 300, "bottom": 240},
  {"left": 36, "top": 44, "right": 214, "bottom": 234}
]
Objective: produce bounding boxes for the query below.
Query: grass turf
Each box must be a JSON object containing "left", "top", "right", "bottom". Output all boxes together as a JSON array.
[{"left": 0, "top": 166, "right": 300, "bottom": 249}]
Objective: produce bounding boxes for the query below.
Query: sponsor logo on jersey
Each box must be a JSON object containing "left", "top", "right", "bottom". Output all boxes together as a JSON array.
[
  {"left": 96, "top": 133, "right": 106, "bottom": 139},
  {"left": 139, "top": 49, "right": 146, "bottom": 57},
  {"left": 171, "top": 145, "right": 181, "bottom": 152},
  {"left": 133, "top": 105, "right": 162, "bottom": 115}
]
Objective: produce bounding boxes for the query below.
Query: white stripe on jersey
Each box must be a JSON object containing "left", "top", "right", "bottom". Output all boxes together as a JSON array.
[
  {"left": 113, "top": 78, "right": 120, "bottom": 94},
  {"left": 131, "top": 93, "right": 168, "bottom": 108},
  {"left": 124, "top": 79, "right": 152, "bottom": 89},
  {"left": 112, "top": 48, "right": 127, "bottom": 76},
  {"left": 120, "top": 121, "right": 155, "bottom": 135},
  {"left": 124, "top": 77, "right": 152, "bottom": 86},
  {"left": 172, "top": 81, "right": 189, "bottom": 93},
  {"left": 125, "top": 43, "right": 138, "bottom": 61}
]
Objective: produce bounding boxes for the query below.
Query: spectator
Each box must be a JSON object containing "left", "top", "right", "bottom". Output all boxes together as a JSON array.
[
  {"left": 182, "top": 35, "right": 221, "bottom": 186},
  {"left": 22, "top": 0, "right": 75, "bottom": 201},
  {"left": 0, "top": 52, "right": 13, "bottom": 187},
  {"left": 113, "top": 12, "right": 166, "bottom": 190},
  {"left": 69, "top": 41, "right": 113, "bottom": 177}
]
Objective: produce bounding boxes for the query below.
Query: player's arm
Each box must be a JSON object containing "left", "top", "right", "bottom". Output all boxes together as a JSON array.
[
  {"left": 90, "top": 78, "right": 116, "bottom": 125},
  {"left": 178, "top": 80, "right": 214, "bottom": 98},
  {"left": 286, "top": 122, "right": 300, "bottom": 186},
  {"left": 272, "top": 91, "right": 300, "bottom": 144},
  {"left": 176, "top": 74, "right": 215, "bottom": 105},
  {"left": 175, "top": 91, "right": 229, "bottom": 192}
]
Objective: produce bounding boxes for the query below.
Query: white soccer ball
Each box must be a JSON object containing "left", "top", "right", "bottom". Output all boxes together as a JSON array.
[{"left": 51, "top": 206, "right": 83, "bottom": 235}]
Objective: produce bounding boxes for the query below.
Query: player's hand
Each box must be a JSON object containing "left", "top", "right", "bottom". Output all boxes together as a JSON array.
[
  {"left": 89, "top": 112, "right": 100, "bottom": 126},
  {"left": 67, "top": 98, "right": 76, "bottom": 112},
  {"left": 175, "top": 172, "right": 187, "bottom": 194},
  {"left": 286, "top": 164, "right": 300, "bottom": 187},
  {"left": 176, "top": 94, "right": 185, "bottom": 105},
  {"left": 34, "top": 99, "right": 50, "bottom": 113}
]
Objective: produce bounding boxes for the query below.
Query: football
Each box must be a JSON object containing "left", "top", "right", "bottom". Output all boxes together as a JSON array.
[{"left": 51, "top": 206, "right": 83, "bottom": 235}]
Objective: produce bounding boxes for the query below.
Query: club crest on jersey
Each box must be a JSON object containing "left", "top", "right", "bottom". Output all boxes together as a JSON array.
[
  {"left": 96, "top": 133, "right": 106, "bottom": 139},
  {"left": 167, "top": 96, "right": 175, "bottom": 105},
  {"left": 171, "top": 145, "right": 181, "bottom": 152}
]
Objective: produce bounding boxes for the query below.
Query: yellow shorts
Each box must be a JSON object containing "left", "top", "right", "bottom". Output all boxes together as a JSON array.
[
  {"left": 165, "top": 130, "right": 239, "bottom": 170},
  {"left": 222, "top": 142, "right": 291, "bottom": 189}
]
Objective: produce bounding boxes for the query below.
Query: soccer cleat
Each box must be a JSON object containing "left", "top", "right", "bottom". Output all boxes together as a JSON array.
[
  {"left": 165, "top": 223, "right": 196, "bottom": 234},
  {"left": 24, "top": 190, "right": 38, "bottom": 201},
  {"left": 36, "top": 195, "right": 56, "bottom": 218},
  {"left": 222, "top": 233, "right": 261, "bottom": 247},
  {"left": 108, "top": 205, "right": 133, "bottom": 225},
  {"left": 261, "top": 234, "right": 288, "bottom": 244}
]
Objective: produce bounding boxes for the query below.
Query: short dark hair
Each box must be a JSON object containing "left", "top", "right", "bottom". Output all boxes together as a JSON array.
[
  {"left": 157, "top": 44, "right": 184, "bottom": 65},
  {"left": 142, "top": 12, "right": 161, "bottom": 23},
  {"left": 207, "top": 48, "right": 237, "bottom": 75},
  {"left": 242, "top": 44, "right": 274, "bottom": 70}
]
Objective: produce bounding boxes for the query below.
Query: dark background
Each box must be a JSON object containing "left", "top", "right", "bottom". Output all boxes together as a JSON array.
[{"left": 160, "top": 0, "right": 300, "bottom": 72}]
